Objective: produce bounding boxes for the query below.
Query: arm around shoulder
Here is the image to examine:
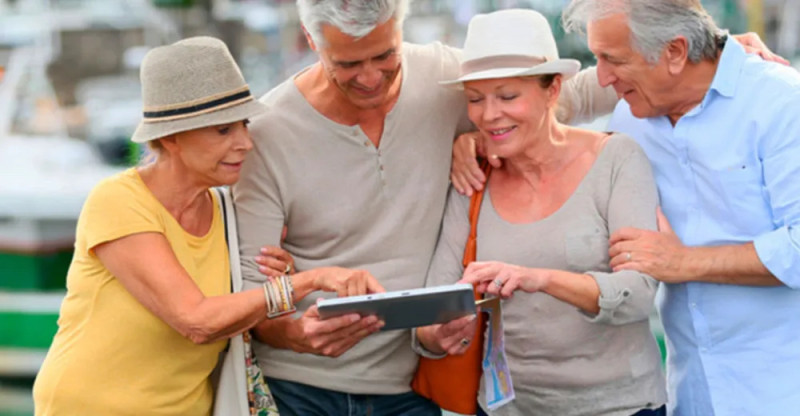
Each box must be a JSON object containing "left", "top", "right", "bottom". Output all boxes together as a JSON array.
[{"left": 557, "top": 66, "right": 619, "bottom": 125}]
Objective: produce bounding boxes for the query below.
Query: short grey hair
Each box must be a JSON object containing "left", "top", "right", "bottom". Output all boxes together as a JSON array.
[
  {"left": 297, "top": 0, "right": 410, "bottom": 47},
  {"left": 562, "top": 0, "right": 723, "bottom": 64}
]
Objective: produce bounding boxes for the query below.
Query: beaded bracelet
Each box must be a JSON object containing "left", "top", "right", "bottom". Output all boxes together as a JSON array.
[
  {"left": 278, "top": 275, "right": 295, "bottom": 314},
  {"left": 263, "top": 275, "right": 296, "bottom": 319},
  {"left": 262, "top": 282, "right": 277, "bottom": 316}
]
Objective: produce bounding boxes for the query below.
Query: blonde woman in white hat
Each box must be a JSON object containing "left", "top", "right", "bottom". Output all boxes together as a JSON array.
[
  {"left": 33, "top": 37, "right": 383, "bottom": 416},
  {"left": 416, "top": 10, "right": 666, "bottom": 416}
]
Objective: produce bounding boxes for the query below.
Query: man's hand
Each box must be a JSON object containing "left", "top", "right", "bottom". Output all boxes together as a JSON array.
[
  {"left": 608, "top": 208, "right": 691, "bottom": 283},
  {"left": 733, "top": 32, "right": 790, "bottom": 66},
  {"left": 416, "top": 314, "right": 478, "bottom": 356},
  {"left": 451, "top": 131, "right": 502, "bottom": 196},
  {"left": 312, "top": 267, "right": 385, "bottom": 297},
  {"left": 459, "top": 261, "right": 549, "bottom": 298},
  {"left": 288, "top": 303, "right": 384, "bottom": 357}
]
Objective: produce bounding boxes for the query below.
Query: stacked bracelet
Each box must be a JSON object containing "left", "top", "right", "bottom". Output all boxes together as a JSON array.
[{"left": 263, "top": 275, "right": 296, "bottom": 319}]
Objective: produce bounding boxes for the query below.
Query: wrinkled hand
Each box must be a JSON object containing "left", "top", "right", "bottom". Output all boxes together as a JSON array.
[
  {"left": 314, "top": 267, "right": 385, "bottom": 297},
  {"left": 289, "top": 302, "right": 384, "bottom": 357},
  {"left": 460, "top": 261, "right": 548, "bottom": 298},
  {"left": 255, "top": 245, "right": 295, "bottom": 277},
  {"left": 608, "top": 208, "right": 690, "bottom": 283},
  {"left": 416, "top": 314, "right": 478, "bottom": 356},
  {"left": 451, "top": 131, "right": 502, "bottom": 196},
  {"left": 732, "top": 32, "right": 790, "bottom": 66}
]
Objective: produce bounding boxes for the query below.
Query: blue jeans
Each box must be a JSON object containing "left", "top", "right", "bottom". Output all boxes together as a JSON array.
[
  {"left": 265, "top": 377, "right": 441, "bottom": 416},
  {"left": 477, "top": 404, "right": 666, "bottom": 416},
  {"left": 632, "top": 405, "right": 666, "bottom": 416}
]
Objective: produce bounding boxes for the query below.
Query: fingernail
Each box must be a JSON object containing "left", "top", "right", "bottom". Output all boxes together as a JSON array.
[
  {"left": 468, "top": 314, "right": 477, "bottom": 321},
  {"left": 350, "top": 315, "right": 361, "bottom": 323},
  {"left": 255, "top": 256, "right": 264, "bottom": 262},
  {"left": 490, "top": 154, "right": 499, "bottom": 160},
  {"left": 260, "top": 247, "right": 269, "bottom": 253}
]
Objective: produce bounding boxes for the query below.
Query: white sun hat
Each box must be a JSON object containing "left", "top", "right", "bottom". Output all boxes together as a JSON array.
[{"left": 441, "top": 9, "right": 581, "bottom": 89}]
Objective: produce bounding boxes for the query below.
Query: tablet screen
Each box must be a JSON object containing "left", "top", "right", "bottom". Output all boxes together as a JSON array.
[{"left": 317, "top": 283, "right": 475, "bottom": 331}]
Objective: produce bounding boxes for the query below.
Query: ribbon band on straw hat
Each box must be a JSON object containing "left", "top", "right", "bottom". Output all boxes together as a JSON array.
[
  {"left": 143, "top": 85, "right": 254, "bottom": 123},
  {"left": 440, "top": 9, "right": 582, "bottom": 89},
  {"left": 460, "top": 55, "right": 549, "bottom": 77}
]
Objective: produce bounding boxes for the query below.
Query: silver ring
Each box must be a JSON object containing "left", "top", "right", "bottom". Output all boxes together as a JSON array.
[
  {"left": 284, "top": 263, "right": 292, "bottom": 275},
  {"left": 625, "top": 252, "right": 632, "bottom": 261},
  {"left": 460, "top": 338, "right": 470, "bottom": 347},
  {"left": 493, "top": 278, "right": 503, "bottom": 288}
]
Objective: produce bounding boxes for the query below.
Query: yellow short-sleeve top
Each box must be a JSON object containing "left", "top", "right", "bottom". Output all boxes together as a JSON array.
[{"left": 33, "top": 168, "right": 230, "bottom": 416}]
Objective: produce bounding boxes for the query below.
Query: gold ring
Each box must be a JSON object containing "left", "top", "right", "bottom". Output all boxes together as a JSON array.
[
  {"left": 460, "top": 338, "right": 470, "bottom": 347},
  {"left": 284, "top": 263, "right": 292, "bottom": 275},
  {"left": 493, "top": 279, "right": 503, "bottom": 288},
  {"left": 625, "top": 252, "right": 632, "bottom": 261}
]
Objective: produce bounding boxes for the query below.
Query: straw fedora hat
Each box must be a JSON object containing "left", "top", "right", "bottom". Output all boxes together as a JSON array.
[
  {"left": 441, "top": 9, "right": 581, "bottom": 88},
  {"left": 131, "top": 36, "right": 267, "bottom": 143}
]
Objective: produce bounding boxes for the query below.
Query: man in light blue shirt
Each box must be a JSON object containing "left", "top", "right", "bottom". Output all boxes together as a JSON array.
[{"left": 563, "top": 1, "right": 800, "bottom": 415}]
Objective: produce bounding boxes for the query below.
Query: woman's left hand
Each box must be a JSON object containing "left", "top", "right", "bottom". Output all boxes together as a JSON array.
[
  {"left": 732, "top": 32, "right": 790, "bottom": 66},
  {"left": 416, "top": 314, "right": 479, "bottom": 356},
  {"left": 460, "top": 261, "right": 550, "bottom": 298},
  {"left": 255, "top": 245, "right": 295, "bottom": 277}
]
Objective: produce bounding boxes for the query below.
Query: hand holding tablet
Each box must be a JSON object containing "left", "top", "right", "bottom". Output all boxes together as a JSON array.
[{"left": 317, "top": 283, "right": 477, "bottom": 331}]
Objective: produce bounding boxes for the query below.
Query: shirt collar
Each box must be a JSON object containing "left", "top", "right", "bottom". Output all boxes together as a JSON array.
[{"left": 708, "top": 36, "right": 745, "bottom": 99}]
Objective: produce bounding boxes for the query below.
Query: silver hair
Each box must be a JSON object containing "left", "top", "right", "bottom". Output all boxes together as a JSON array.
[
  {"left": 297, "top": 0, "right": 410, "bottom": 47},
  {"left": 562, "top": 0, "right": 723, "bottom": 64}
]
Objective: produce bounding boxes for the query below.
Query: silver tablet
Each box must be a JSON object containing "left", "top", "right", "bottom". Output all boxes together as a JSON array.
[{"left": 316, "top": 283, "right": 476, "bottom": 331}]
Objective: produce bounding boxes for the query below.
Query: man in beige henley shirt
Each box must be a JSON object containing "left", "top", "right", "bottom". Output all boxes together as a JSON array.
[{"left": 232, "top": 0, "right": 616, "bottom": 414}]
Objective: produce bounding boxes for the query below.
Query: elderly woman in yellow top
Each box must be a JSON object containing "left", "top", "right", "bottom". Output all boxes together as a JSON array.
[
  {"left": 415, "top": 10, "right": 666, "bottom": 416},
  {"left": 33, "top": 37, "right": 383, "bottom": 416}
]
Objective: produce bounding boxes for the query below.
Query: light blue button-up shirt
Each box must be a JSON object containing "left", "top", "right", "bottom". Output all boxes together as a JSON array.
[{"left": 608, "top": 38, "right": 800, "bottom": 416}]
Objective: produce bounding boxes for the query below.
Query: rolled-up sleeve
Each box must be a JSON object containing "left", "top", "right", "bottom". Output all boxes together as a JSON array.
[
  {"left": 753, "top": 93, "right": 800, "bottom": 289},
  {"left": 754, "top": 227, "right": 800, "bottom": 289},
  {"left": 584, "top": 269, "right": 656, "bottom": 325},
  {"left": 583, "top": 138, "right": 660, "bottom": 325}
]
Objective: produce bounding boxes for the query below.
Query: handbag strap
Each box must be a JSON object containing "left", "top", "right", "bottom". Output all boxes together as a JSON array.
[
  {"left": 212, "top": 187, "right": 281, "bottom": 416},
  {"left": 212, "top": 187, "right": 243, "bottom": 293},
  {"left": 462, "top": 160, "right": 492, "bottom": 268}
]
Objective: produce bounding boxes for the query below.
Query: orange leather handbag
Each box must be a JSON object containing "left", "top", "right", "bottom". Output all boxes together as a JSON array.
[{"left": 411, "top": 163, "right": 491, "bottom": 415}]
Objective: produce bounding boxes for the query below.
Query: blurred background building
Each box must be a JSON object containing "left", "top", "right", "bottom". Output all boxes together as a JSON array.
[{"left": 0, "top": 1, "right": 797, "bottom": 415}]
